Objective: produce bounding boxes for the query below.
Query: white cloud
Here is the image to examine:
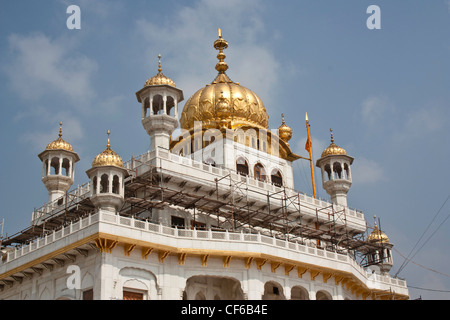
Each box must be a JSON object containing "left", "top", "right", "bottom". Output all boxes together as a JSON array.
[
  {"left": 361, "top": 94, "right": 395, "bottom": 127},
  {"left": 351, "top": 157, "right": 387, "bottom": 185},
  {"left": 393, "top": 106, "right": 446, "bottom": 143},
  {"left": 134, "top": 0, "right": 279, "bottom": 114},
  {"left": 3, "top": 33, "right": 98, "bottom": 110}
]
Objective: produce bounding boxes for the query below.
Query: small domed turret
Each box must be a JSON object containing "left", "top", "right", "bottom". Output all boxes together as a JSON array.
[
  {"left": 86, "top": 130, "right": 128, "bottom": 213},
  {"left": 38, "top": 122, "right": 80, "bottom": 204},
  {"left": 316, "top": 129, "right": 353, "bottom": 207}
]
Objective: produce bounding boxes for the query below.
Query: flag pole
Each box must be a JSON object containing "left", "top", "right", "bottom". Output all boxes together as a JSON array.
[{"left": 305, "top": 113, "right": 317, "bottom": 199}]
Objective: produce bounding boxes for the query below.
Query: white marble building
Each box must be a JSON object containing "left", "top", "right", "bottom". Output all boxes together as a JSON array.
[{"left": 0, "top": 31, "right": 409, "bottom": 300}]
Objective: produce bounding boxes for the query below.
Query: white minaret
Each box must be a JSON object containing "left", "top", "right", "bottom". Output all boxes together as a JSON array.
[
  {"left": 367, "top": 216, "right": 394, "bottom": 275},
  {"left": 316, "top": 129, "right": 353, "bottom": 207},
  {"left": 136, "top": 54, "right": 184, "bottom": 152},
  {"left": 86, "top": 130, "right": 128, "bottom": 213},
  {"left": 38, "top": 122, "right": 80, "bottom": 204}
]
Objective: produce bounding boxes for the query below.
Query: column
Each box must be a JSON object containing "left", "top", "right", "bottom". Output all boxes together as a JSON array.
[
  {"left": 163, "top": 94, "right": 167, "bottom": 115},
  {"left": 108, "top": 173, "right": 113, "bottom": 194},
  {"left": 150, "top": 96, "right": 154, "bottom": 115},
  {"left": 174, "top": 98, "right": 178, "bottom": 119},
  {"left": 47, "top": 157, "right": 51, "bottom": 176},
  {"left": 68, "top": 160, "right": 73, "bottom": 178},
  {"left": 58, "top": 157, "right": 63, "bottom": 176}
]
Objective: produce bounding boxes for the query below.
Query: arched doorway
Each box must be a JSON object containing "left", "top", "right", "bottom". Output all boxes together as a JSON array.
[
  {"left": 316, "top": 290, "right": 332, "bottom": 300},
  {"left": 291, "top": 286, "right": 309, "bottom": 300},
  {"left": 262, "top": 281, "right": 285, "bottom": 300},
  {"left": 184, "top": 276, "right": 244, "bottom": 300}
]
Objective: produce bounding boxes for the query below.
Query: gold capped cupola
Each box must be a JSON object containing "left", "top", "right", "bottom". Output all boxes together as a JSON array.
[
  {"left": 179, "top": 28, "right": 269, "bottom": 131},
  {"left": 46, "top": 122, "right": 74, "bottom": 152},
  {"left": 321, "top": 128, "right": 347, "bottom": 157},
  {"left": 144, "top": 54, "right": 176, "bottom": 88},
  {"left": 92, "top": 130, "right": 124, "bottom": 168},
  {"left": 368, "top": 220, "right": 390, "bottom": 244}
]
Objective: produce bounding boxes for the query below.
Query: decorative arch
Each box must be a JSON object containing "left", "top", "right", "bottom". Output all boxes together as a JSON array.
[
  {"left": 270, "top": 168, "right": 283, "bottom": 187},
  {"left": 254, "top": 162, "right": 267, "bottom": 182},
  {"left": 236, "top": 156, "right": 249, "bottom": 176},
  {"left": 262, "top": 281, "right": 285, "bottom": 300},
  {"left": 291, "top": 285, "right": 309, "bottom": 300},
  {"left": 119, "top": 266, "right": 159, "bottom": 300},
  {"left": 316, "top": 290, "right": 333, "bottom": 300},
  {"left": 184, "top": 275, "right": 244, "bottom": 300}
]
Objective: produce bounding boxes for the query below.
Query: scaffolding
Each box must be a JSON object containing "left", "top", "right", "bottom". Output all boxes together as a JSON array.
[{"left": 1, "top": 150, "right": 388, "bottom": 269}]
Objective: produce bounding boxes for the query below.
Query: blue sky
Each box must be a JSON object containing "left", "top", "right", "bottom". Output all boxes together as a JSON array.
[{"left": 1, "top": 0, "right": 449, "bottom": 299}]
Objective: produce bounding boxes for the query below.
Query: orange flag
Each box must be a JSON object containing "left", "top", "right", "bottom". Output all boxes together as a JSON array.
[{"left": 305, "top": 112, "right": 312, "bottom": 153}]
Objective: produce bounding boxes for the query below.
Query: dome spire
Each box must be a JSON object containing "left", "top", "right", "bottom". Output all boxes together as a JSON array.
[
  {"left": 214, "top": 28, "right": 229, "bottom": 74},
  {"left": 59, "top": 121, "right": 63, "bottom": 138},
  {"left": 106, "top": 129, "right": 111, "bottom": 149},
  {"left": 144, "top": 54, "right": 176, "bottom": 87},
  {"left": 91, "top": 129, "right": 124, "bottom": 168},
  {"left": 157, "top": 53, "right": 162, "bottom": 73},
  {"left": 212, "top": 28, "right": 233, "bottom": 84}
]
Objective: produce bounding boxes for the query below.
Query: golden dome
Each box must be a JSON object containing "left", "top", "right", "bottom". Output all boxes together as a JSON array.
[
  {"left": 92, "top": 130, "right": 124, "bottom": 168},
  {"left": 144, "top": 54, "right": 176, "bottom": 88},
  {"left": 179, "top": 29, "right": 269, "bottom": 131},
  {"left": 368, "top": 221, "right": 390, "bottom": 244},
  {"left": 321, "top": 128, "right": 347, "bottom": 157},
  {"left": 46, "top": 122, "right": 74, "bottom": 152},
  {"left": 278, "top": 114, "right": 292, "bottom": 143}
]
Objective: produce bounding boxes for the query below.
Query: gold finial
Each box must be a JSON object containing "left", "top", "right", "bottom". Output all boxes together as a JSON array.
[
  {"left": 330, "top": 128, "right": 334, "bottom": 143},
  {"left": 157, "top": 54, "right": 162, "bottom": 73},
  {"left": 106, "top": 129, "right": 111, "bottom": 149},
  {"left": 281, "top": 113, "right": 285, "bottom": 124},
  {"left": 214, "top": 28, "right": 229, "bottom": 74},
  {"left": 59, "top": 121, "right": 63, "bottom": 138},
  {"left": 305, "top": 112, "right": 309, "bottom": 122}
]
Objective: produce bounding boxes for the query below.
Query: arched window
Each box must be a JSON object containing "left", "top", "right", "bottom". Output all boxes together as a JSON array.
[
  {"left": 254, "top": 163, "right": 266, "bottom": 182},
  {"left": 93, "top": 176, "right": 97, "bottom": 194},
  {"left": 62, "top": 158, "right": 70, "bottom": 176},
  {"left": 143, "top": 97, "right": 150, "bottom": 117},
  {"left": 44, "top": 159, "right": 49, "bottom": 177},
  {"left": 344, "top": 163, "right": 350, "bottom": 180},
  {"left": 236, "top": 158, "right": 249, "bottom": 176},
  {"left": 271, "top": 169, "right": 283, "bottom": 187},
  {"left": 112, "top": 175, "right": 120, "bottom": 194},
  {"left": 50, "top": 157, "right": 60, "bottom": 175},
  {"left": 100, "top": 174, "right": 109, "bottom": 193},
  {"left": 333, "top": 162, "right": 342, "bottom": 179},
  {"left": 152, "top": 94, "right": 164, "bottom": 115},
  {"left": 324, "top": 164, "right": 331, "bottom": 181},
  {"left": 166, "top": 96, "right": 175, "bottom": 116}
]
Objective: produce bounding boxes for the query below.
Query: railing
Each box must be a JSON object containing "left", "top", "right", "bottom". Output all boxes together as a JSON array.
[
  {"left": 2, "top": 211, "right": 406, "bottom": 290},
  {"left": 31, "top": 182, "right": 91, "bottom": 222},
  {"left": 123, "top": 148, "right": 365, "bottom": 220}
]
